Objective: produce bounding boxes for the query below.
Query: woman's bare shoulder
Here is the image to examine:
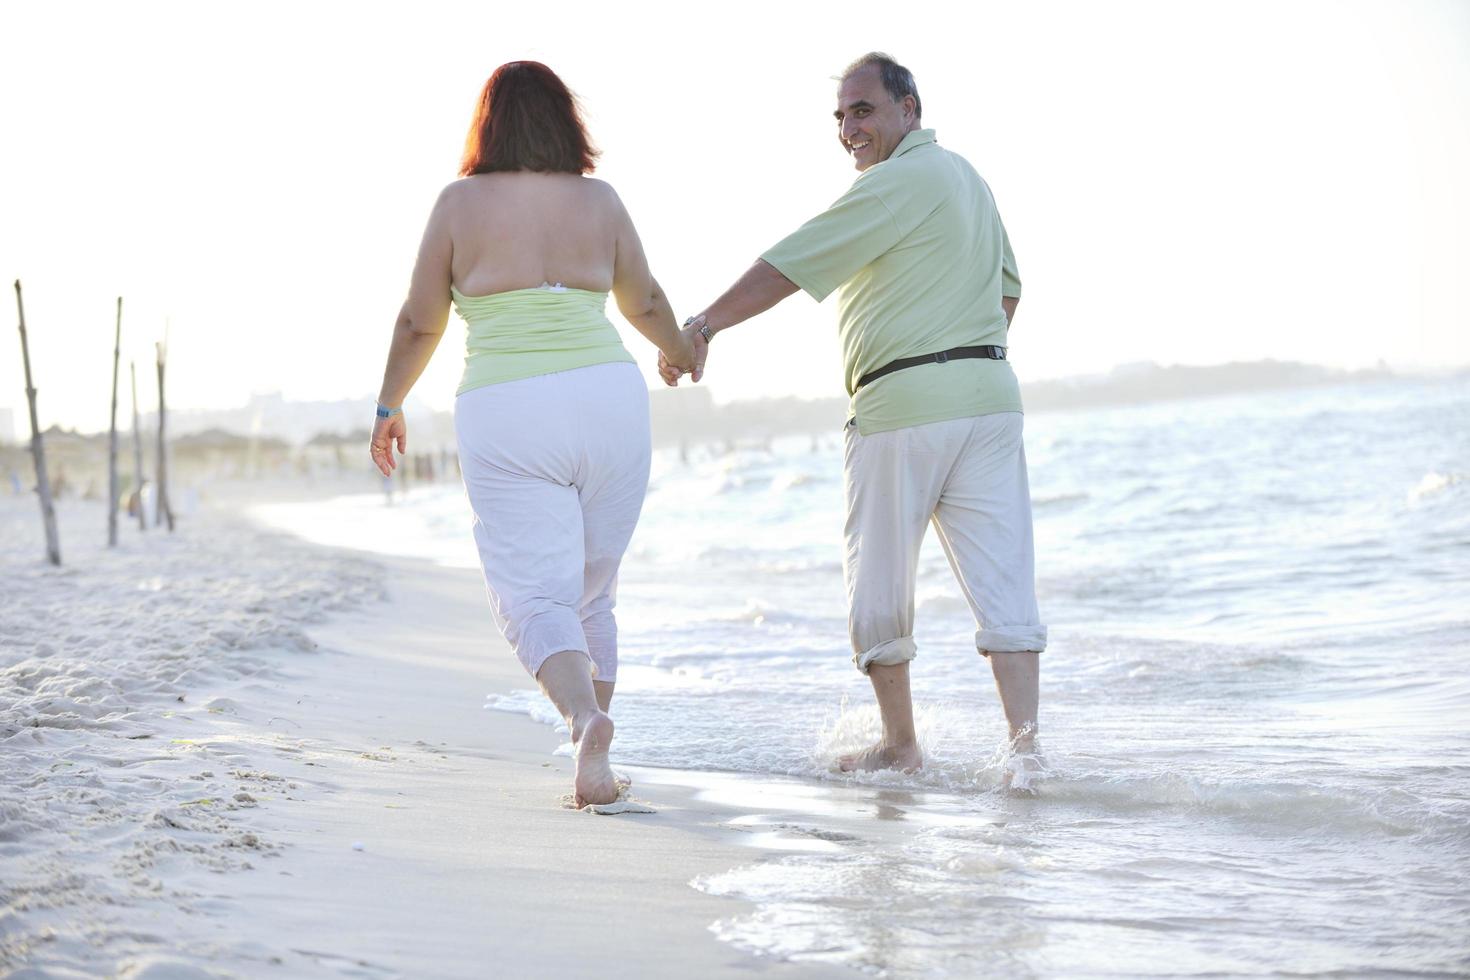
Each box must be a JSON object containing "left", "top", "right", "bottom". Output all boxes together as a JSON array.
[
  {"left": 579, "top": 177, "right": 629, "bottom": 216},
  {"left": 428, "top": 175, "right": 508, "bottom": 227},
  {"left": 438, "top": 175, "right": 486, "bottom": 201},
  {"left": 425, "top": 177, "right": 476, "bottom": 215}
]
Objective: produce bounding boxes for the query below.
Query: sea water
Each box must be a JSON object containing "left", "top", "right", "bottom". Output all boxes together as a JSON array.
[{"left": 256, "top": 378, "right": 1470, "bottom": 977}]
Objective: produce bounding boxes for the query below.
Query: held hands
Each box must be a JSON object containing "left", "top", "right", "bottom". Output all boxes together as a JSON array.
[
  {"left": 658, "top": 316, "right": 709, "bottom": 386},
  {"left": 660, "top": 328, "right": 698, "bottom": 382},
  {"left": 369, "top": 413, "right": 407, "bottom": 477}
]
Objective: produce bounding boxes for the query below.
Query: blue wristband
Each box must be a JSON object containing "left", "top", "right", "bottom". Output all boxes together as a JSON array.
[{"left": 375, "top": 404, "right": 402, "bottom": 419}]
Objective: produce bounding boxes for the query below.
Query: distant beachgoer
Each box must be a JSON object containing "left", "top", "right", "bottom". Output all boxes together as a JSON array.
[
  {"left": 371, "top": 62, "right": 695, "bottom": 807},
  {"left": 660, "top": 54, "right": 1046, "bottom": 781}
]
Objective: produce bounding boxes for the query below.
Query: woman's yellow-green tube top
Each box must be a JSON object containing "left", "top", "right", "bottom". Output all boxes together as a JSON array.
[{"left": 452, "top": 284, "right": 635, "bottom": 396}]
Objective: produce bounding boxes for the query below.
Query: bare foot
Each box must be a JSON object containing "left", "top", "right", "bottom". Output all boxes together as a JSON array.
[
  {"left": 571, "top": 711, "right": 619, "bottom": 808},
  {"left": 838, "top": 742, "right": 923, "bottom": 773},
  {"left": 1000, "top": 731, "right": 1047, "bottom": 795},
  {"left": 1001, "top": 754, "right": 1045, "bottom": 795}
]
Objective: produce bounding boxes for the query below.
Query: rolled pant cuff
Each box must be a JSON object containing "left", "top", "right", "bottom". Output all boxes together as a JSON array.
[
  {"left": 518, "top": 612, "right": 596, "bottom": 680},
  {"left": 854, "top": 636, "right": 917, "bottom": 674},
  {"left": 976, "top": 625, "right": 1047, "bottom": 654},
  {"left": 525, "top": 644, "right": 595, "bottom": 680},
  {"left": 582, "top": 616, "right": 618, "bottom": 684}
]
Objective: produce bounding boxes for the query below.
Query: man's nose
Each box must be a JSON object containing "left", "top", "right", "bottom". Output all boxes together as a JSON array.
[{"left": 841, "top": 118, "right": 860, "bottom": 142}]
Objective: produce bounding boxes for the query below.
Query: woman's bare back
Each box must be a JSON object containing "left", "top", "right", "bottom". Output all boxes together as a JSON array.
[
  {"left": 444, "top": 172, "right": 625, "bottom": 296},
  {"left": 389, "top": 166, "right": 674, "bottom": 376}
]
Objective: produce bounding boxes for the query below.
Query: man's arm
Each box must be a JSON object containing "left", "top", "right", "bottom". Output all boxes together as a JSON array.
[
  {"left": 661, "top": 183, "right": 899, "bottom": 385},
  {"left": 659, "top": 259, "right": 798, "bottom": 384},
  {"left": 1000, "top": 217, "right": 1021, "bottom": 330},
  {"left": 699, "top": 260, "right": 799, "bottom": 339}
]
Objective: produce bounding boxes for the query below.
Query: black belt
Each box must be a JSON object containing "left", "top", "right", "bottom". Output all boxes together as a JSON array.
[{"left": 856, "top": 345, "right": 1006, "bottom": 390}]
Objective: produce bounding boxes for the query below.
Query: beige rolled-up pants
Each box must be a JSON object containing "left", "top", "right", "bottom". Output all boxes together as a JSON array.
[{"left": 843, "top": 411, "right": 1047, "bottom": 673}]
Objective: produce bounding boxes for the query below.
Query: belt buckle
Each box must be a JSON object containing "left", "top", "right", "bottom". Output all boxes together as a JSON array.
[{"left": 935, "top": 351, "right": 949, "bottom": 364}]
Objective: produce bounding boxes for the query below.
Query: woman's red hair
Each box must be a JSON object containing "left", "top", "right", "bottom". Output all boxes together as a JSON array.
[{"left": 459, "top": 62, "right": 599, "bottom": 176}]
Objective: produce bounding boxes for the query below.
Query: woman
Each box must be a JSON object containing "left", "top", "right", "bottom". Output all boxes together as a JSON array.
[{"left": 369, "top": 62, "right": 695, "bottom": 807}]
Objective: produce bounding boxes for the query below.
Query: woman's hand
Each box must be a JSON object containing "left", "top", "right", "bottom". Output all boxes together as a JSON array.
[
  {"left": 658, "top": 321, "right": 707, "bottom": 386},
  {"left": 661, "top": 331, "right": 697, "bottom": 376},
  {"left": 370, "top": 414, "right": 407, "bottom": 477}
]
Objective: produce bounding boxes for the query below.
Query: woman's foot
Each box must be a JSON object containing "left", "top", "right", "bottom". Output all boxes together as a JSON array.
[
  {"left": 838, "top": 742, "right": 923, "bottom": 773},
  {"left": 571, "top": 710, "right": 619, "bottom": 808}
]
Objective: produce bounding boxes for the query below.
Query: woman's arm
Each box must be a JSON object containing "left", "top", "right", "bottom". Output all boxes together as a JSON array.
[
  {"left": 371, "top": 187, "right": 454, "bottom": 475},
  {"left": 378, "top": 187, "right": 454, "bottom": 407},
  {"left": 608, "top": 189, "right": 694, "bottom": 371}
]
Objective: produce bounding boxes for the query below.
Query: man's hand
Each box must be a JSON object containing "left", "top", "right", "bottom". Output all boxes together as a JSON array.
[
  {"left": 655, "top": 262, "right": 795, "bottom": 386},
  {"left": 658, "top": 319, "right": 710, "bottom": 386}
]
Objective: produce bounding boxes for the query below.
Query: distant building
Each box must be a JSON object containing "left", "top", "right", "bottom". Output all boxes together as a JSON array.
[{"left": 140, "top": 391, "right": 455, "bottom": 449}]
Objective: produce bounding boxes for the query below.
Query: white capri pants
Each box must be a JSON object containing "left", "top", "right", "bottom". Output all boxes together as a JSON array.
[
  {"left": 844, "top": 411, "right": 1047, "bottom": 673},
  {"left": 454, "top": 361, "right": 651, "bottom": 683}
]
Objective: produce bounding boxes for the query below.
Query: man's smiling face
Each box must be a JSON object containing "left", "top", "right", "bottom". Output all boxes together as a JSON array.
[{"left": 834, "top": 65, "right": 918, "bottom": 172}]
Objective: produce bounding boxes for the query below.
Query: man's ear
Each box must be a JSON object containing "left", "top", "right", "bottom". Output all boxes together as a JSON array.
[{"left": 902, "top": 95, "right": 917, "bottom": 121}]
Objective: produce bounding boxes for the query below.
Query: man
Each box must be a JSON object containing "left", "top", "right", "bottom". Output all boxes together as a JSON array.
[{"left": 660, "top": 53, "right": 1045, "bottom": 778}]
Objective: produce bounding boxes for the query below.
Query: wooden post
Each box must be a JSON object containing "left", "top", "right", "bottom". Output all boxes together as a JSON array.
[
  {"left": 131, "top": 361, "right": 145, "bottom": 531},
  {"left": 154, "top": 338, "right": 174, "bottom": 531},
  {"left": 108, "top": 297, "right": 122, "bottom": 547},
  {"left": 14, "top": 281, "right": 61, "bottom": 565}
]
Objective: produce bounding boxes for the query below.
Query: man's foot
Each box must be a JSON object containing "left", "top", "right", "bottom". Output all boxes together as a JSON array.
[
  {"left": 999, "top": 727, "right": 1046, "bottom": 794},
  {"left": 571, "top": 711, "right": 619, "bottom": 808},
  {"left": 838, "top": 742, "right": 923, "bottom": 773}
]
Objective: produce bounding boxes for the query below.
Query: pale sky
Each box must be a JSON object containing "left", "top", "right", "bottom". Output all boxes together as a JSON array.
[{"left": 2, "top": 0, "right": 1467, "bottom": 439}]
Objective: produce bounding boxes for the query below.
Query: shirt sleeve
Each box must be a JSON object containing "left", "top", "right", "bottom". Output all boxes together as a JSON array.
[
  {"left": 1000, "top": 219, "right": 1022, "bottom": 299},
  {"left": 761, "top": 188, "right": 903, "bottom": 303}
]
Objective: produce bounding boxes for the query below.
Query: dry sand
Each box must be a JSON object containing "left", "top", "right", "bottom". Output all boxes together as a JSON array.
[{"left": 1, "top": 494, "right": 849, "bottom": 979}]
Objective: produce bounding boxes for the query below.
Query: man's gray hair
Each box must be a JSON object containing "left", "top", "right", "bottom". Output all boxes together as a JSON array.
[{"left": 840, "top": 52, "right": 922, "bottom": 120}]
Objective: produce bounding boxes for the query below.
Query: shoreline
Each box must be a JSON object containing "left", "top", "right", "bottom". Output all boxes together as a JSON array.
[
  {"left": 0, "top": 496, "right": 851, "bottom": 978},
  {"left": 227, "top": 542, "right": 849, "bottom": 979},
  {"left": 11, "top": 374, "right": 1467, "bottom": 978}
]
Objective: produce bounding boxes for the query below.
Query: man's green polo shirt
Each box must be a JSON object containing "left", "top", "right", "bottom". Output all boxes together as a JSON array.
[{"left": 761, "top": 129, "right": 1023, "bottom": 435}]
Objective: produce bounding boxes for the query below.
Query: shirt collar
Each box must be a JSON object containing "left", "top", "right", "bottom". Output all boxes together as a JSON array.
[{"left": 891, "top": 128, "right": 936, "bottom": 158}]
